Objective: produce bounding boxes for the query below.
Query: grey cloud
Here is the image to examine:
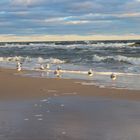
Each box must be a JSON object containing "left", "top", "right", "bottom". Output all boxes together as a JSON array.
[
  {"left": 123, "top": 1, "right": 140, "bottom": 12},
  {"left": 69, "top": 1, "right": 102, "bottom": 12},
  {"left": 10, "top": 0, "right": 46, "bottom": 7}
]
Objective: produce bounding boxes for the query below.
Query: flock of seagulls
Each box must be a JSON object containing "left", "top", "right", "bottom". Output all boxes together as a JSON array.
[{"left": 16, "top": 62, "right": 117, "bottom": 80}]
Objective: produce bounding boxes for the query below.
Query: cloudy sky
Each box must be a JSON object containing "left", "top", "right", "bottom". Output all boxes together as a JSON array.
[{"left": 0, "top": 0, "right": 140, "bottom": 41}]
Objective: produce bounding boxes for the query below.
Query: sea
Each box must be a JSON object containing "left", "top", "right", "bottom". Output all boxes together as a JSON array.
[{"left": 0, "top": 40, "right": 140, "bottom": 90}]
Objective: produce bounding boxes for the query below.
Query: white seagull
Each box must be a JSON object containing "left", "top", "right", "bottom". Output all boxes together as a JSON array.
[{"left": 17, "top": 62, "right": 22, "bottom": 72}]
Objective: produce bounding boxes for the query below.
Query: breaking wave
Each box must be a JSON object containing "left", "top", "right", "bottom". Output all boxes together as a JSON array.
[
  {"left": 0, "top": 42, "right": 137, "bottom": 49},
  {"left": 93, "top": 55, "right": 140, "bottom": 65},
  {"left": 0, "top": 56, "right": 66, "bottom": 64}
]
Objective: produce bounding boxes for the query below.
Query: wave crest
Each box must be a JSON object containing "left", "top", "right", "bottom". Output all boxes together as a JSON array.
[
  {"left": 93, "top": 55, "right": 140, "bottom": 65},
  {"left": 0, "top": 56, "right": 66, "bottom": 64}
]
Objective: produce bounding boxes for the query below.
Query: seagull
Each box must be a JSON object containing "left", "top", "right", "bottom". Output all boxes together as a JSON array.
[
  {"left": 46, "top": 64, "right": 50, "bottom": 69},
  {"left": 88, "top": 69, "right": 94, "bottom": 76},
  {"left": 17, "top": 62, "right": 21, "bottom": 72},
  {"left": 54, "top": 69, "right": 61, "bottom": 77},
  {"left": 110, "top": 73, "right": 117, "bottom": 80},
  {"left": 54, "top": 66, "right": 62, "bottom": 77},
  {"left": 40, "top": 64, "right": 45, "bottom": 70}
]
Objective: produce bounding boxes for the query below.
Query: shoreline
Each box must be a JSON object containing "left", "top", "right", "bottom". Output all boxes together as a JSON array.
[{"left": 0, "top": 67, "right": 140, "bottom": 101}]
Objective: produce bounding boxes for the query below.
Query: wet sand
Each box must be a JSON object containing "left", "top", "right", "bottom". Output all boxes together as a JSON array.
[
  {"left": 0, "top": 68, "right": 140, "bottom": 100},
  {"left": 1, "top": 96, "right": 140, "bottom": 140},
  {"left": 0, "top": 68, "right": 140, "bottom": 140}
]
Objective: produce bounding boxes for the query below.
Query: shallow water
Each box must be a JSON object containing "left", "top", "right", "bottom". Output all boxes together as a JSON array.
[{"left": 18, "top": 69, "right": 140, "bottom": 90}]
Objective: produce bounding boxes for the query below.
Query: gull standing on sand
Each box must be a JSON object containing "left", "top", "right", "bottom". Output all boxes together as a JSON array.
[
  {"left": 110, "top": 73, "right": 117, "bottom": 80},
  {"left": 17, "top": 62, "right": 22, "bottom": 72},
  {"left": 54, "top": 66, "right": 61, "bottom": 77}
]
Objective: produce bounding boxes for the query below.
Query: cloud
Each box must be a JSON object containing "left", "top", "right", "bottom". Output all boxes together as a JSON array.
[
  {"left": 0, "top": 0, "right": 139, "bottom": 39},
  {"left": 43, "top": 16, "right": 90, "bottom": 25},
  {"left": 0, "top": 21, "right": 12, "bottom": 27},
  {"left": 72, "top": 1, "right": 98, "bottom": 10},
  {"left": 67, "top": 1, "right": 103, "bottom": 13},
  {"left": 65, "top": 20, "right": 90, "bottom": 25},
  {"left": 123, "top": 0, "right": 140, "bottom": 12},
  {"left": 10, "top": 0, "right": 45, "bottom": 7},
  {"left": 44, "top": 17, "right": 64, "bottom": 23},
  {"left": 117, "top": 12, "right": 140, "bottom": 18}
]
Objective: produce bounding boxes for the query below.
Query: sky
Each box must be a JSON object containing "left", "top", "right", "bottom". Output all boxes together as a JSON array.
[{"left": 0, "top": 0, "right": 140, "bottom": 41}]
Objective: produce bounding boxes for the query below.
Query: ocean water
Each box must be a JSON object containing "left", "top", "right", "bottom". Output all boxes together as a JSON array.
[{"left": 0, "top": 40, "right": 140, "bottom": 90}]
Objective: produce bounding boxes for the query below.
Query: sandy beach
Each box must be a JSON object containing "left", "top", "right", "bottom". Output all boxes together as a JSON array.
[
  {"left": 1, "top": 0, "right": 140, "bottom": 139},
  {"left": 0, "top": 68, "right": 140, "bottom": 100},
  {"left": 0, "top": 68, "right": 140, "bottom": 140}
]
